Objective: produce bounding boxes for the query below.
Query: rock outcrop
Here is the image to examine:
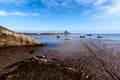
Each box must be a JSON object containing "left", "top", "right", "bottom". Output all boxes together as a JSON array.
[
  {"left": 64, "top": 30, "right": 70, "bottom": 34},
  {"left": 0, "top": 26, "right": 43, "bottom": 47}
]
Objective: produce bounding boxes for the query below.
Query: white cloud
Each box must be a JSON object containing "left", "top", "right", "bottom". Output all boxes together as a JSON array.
[
  {"left": 0, "top": 0, "right": 27, "bottom": 4},
  {"left": 0, "top": 0, "right": 120, "bottom": 18},
  {"left": 12, "top": 12, "right": 27, "bottom": 16},
  {"left": 94, "top": 0, "right": 109, "bottom": 6},
  {"left": 0, "top": 0, "right": 37, "bottom": 5},
  {"left": 75, "top": 0, "right": 94, "bottom": 5},
  {"left": 41, "top": 0, "right": 120, "bottom": 18},
  {"left": 40, "top": 0, "right": 79, "bottom": 8},
  {"left": 30, "top": 13, "right": 40, "bottom": 16},
  {"left": 74, "top": 0, "right": 120, "bottom": 18},
  {"left": 0, "top": 10, "right": 39, "bottom": 16},
  {"left": 41, "top": 0, "right": 59, "bottom": 7},
  {"left": 94, "top": 0, "right": 120, "bottom": 18},
  {"left": 0, "top": 10, "right": 8, "bottom": 16}
]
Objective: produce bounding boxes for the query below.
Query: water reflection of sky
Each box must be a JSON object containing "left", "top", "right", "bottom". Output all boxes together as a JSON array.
[
  {"left": 27, "top": 34, "right": 120, "bottom": 45},
  {"left": 27, "top": 34, "right": 62, "bottom": 46}
]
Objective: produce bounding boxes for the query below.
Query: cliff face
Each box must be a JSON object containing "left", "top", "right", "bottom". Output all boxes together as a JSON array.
[{"left": 0, "top": 26, "right": 43, "bottom": 47}]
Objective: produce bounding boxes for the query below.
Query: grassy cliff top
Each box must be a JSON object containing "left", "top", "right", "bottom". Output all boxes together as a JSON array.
[{"left": 0, "top": 26, "right": 43, "bottom": 47}]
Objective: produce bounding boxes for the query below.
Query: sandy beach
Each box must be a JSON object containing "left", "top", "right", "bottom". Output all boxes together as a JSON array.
[{"left": 0, "top": 38, "right": 120, "bottom": 80}]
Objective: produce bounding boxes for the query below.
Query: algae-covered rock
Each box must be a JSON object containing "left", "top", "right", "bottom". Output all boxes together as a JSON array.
[{"left": 0, "top": 26, "right": 43, "bottom": 47}]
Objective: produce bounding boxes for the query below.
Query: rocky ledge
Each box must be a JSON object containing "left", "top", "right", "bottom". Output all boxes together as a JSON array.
[{"left": 0, "top": 26, "right": 43, "bottom": 47}]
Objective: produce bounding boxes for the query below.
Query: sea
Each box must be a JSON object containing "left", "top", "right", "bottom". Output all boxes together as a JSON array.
[{"left": 27, "top": 33, "right": 120, "bottom": 45}]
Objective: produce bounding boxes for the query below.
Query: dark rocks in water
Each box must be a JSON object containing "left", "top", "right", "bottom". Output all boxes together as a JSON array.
[{"left": 0, "top": 26, "right": 43, "bottom": 47}]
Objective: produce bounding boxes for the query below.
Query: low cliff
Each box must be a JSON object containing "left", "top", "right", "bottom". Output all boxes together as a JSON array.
[{"left": 0, "top": 26, "right": 43, "bottom": 47}]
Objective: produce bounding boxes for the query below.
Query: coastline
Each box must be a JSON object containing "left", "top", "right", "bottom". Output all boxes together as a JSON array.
[{"left": 0, "top": 38, "right": 120, "bottom": 79}]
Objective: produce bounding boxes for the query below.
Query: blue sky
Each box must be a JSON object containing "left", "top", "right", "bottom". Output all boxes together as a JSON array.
[{"left": 0, "top": 0, "right": 120, "bottom": 33}]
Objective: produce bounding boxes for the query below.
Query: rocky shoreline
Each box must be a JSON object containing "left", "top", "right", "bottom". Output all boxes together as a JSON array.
[{"left": 0, "top": 29, "right": 119, "bottom": 80}]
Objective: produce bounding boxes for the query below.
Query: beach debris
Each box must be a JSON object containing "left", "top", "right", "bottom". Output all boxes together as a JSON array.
[
  {"left": 57, "top": 63, "right": 60, "bottom": 66},
  {"left": 41, "top": 55, "right": 46, "bottom": 58},
  {"left": 32, "top": 55, "right": 48, "bottom": 64},
  {"left": 85, "top": 75, "right": 89, "bottom": 79},
  {"left": 65, "top": 67, "right": 77, "bottom": 72},
  {"left": 33, "top": 55, "right": 46, "bottom": 59},
  {"left": 39, "top": 58, "right": 48, "bottom": 63},
  {"left": 65, "top": 67, "right": 90, "bottom": 80}
]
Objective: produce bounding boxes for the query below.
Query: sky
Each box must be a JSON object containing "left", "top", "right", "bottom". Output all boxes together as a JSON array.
[{"left": 0, "top": 0, "right": 120, "bottom": 33}]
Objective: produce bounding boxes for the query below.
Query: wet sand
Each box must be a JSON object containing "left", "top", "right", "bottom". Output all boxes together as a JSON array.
[{"left": 0, "top": 38, "right": 120, "bottom": 80}]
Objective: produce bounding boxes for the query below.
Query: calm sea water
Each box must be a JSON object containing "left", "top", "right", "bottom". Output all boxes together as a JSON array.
[{"left": 27, "top": 34, "right": 120, "bottom": 45}]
